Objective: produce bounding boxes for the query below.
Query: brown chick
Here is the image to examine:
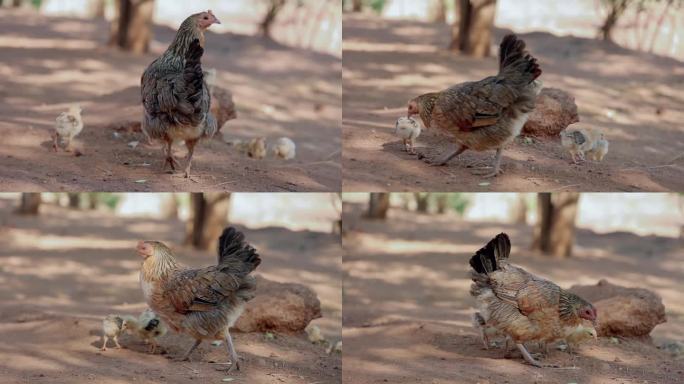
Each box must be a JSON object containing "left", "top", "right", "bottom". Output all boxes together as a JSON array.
[
  {"left": 137, "top": 227, "right": 261, "bottom": 371},
  {"left": 559, "top": 127, "right": 605, "bottom": 164},
  {"left": 469, "top": 233, "right": 597, "bottom": 367},
  {"left": 141, "top": 11, "right": 221, "bottom": 178},
  {"left": 408, "top": 34, "right": 542, "bottom": 177}
]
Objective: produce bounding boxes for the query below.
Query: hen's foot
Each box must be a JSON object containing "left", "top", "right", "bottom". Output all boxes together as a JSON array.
[
  {"left": 163, "top": 156, "right": 181, "bottom": 173},
  {"left": 471, "top": 167, "right": 503, "bottom": 178}
]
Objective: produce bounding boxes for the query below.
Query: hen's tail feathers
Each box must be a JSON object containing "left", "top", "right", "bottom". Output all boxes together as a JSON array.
[
  {"left": 182, "top": 39, "right": 205, "bottom": 124},
  {"left": 217, "top": 227, "right": 261, "bottom": 276},
  {"left": 469, "top": 233, "right": 511, "bottom": 275},
  {"left": 498, "top": 34, "right": 542, "bottom": 84}
]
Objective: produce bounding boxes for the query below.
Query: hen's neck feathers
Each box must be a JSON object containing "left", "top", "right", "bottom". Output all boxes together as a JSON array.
[
  {"left": 418, "top": 92, "right": 440, "bottom": 128},
  {"left": 142, "top": 246, "right": 179, "bottom": 281},
  {"left": 558, "top": 290, "right": 581, "bottom": 323},
  {"left": 166, "top": 17, "right": 204, "bottom": 57}
]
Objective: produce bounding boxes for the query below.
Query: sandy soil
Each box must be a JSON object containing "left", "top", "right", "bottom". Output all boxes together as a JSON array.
[
  {"left": 342, "top": 203, "right": 684, "bottom": 384},
  {"left": 0, "top": 198, "right": 342, "bottom": 384},
  {"left": 0, "top": 9, "right": 341, "bottom": 192},
  {"left": 342, "top": 14, "right": 684, "bottom": 192}
]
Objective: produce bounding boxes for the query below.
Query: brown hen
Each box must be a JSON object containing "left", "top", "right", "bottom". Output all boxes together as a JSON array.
[
  {"left": 408, "top": 34, "right": 542, "bottom": 177},
  {"left": 137, "top": 227, "right": 261, "bottom": 371},
  {"left": 469, "top": 233, "right": 597, "bottom": 367}
]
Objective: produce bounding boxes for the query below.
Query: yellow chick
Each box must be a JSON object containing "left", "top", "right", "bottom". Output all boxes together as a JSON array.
[
  {"left": 394, "top": 116, "right": 421, "bottom": 154},
  {"left": 559, "top": 127, "right": 604, "bottom": 164},
  {"left": 586, "top": 136, "right": 609, "bottom": 162},
  {"left": 101, "top": 314, "right": 129, "bottom": 351},
  {"left": 270, "top": 137, "right": 296, "bottom": 160},
  {"left": 53, "top": 104, "right": 83, "bottom": 152},
  {"left": 247, "top": 137, "right": 267, "bottom": 159}
]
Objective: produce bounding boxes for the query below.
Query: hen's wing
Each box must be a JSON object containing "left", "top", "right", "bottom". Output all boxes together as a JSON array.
[
  {"left": 141, "top": 39, "right": 207, "bottom": 129},
  {"left": 160, "top": 227, "right": 261, "bottom": 315},
  {"left": 436, "top": 34, "right": 541, "bottom": 132},
  {"left": 488, "top": 266, "right": 561, "bottom": 317}
]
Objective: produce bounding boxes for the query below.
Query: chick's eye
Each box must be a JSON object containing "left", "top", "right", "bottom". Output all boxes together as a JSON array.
[{"left": 203, "top": 16, "right": 208, "bottom": 20}]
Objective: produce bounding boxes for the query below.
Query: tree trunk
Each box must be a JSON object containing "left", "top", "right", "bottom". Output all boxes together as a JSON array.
[
  {"left": 510, "top": 194, "right": 528, "bottom": 224},
  {"left": 414, "top": 193, "right": 429, "bottom": 213},
  {"left": 598, "top": 0, "right": 631, "bottom": 42},
  {"left": 18, "top": 193, "right": 41, "bottom": 215},
  {"left": 259, "top": 0, "right": 286, "bottom": 39},
  {"left": 432, "top": 0, "right": 447, "bottom": 23},
  {"left": 532, "top": 193, "right": 580, "bottom": 258},
  {"left": 88, "top": 193, "right": 98, "bottom": 210},
  {"left": 366, "top": 193, "right": 390, "bottom": 219},
  {"left": 160, "top": 193, "right": 179, "bottom": 220},
  {"left": 91, "top": 0, "right": 107, "bottom": 18},
  {"left": 352, "top": 0, "right": 362, "bottom": 12},
  {"left": 449, "top": 0, "right": 496, "bottom": 58},
  {"left": 109, "top": 0, "right": 154, "bottom": 54},
  {"left": 185, "top": 193, "right": 231, "bottom": 251},
  {"left": 68, "top": 193, "right": 80, "bottom": 209},
  {"left": 436, "top": 194, "right": 448, "bottom": 214}
]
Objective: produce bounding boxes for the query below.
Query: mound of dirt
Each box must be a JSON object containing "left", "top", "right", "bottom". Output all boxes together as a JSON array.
[
  {"left": 570, "top": 279, "right": 667, "bottom": 337},
  {"left": 235, "top": 276, "right": 322, "bottom": 333},
  {"left": 523, "top": 87, "right": 579, "bottom": 136}
]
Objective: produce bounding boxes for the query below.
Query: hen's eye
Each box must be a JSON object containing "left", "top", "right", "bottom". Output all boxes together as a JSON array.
[{"left": 203, "top": 16, "right": 208, "bottom": 20}]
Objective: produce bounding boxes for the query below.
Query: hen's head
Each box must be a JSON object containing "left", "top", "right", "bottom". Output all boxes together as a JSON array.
[
  {"left": 192, "top": 10, "right": 221, "bottom": 30},
  {"left": 406, "top": 99, "right": 419, "bottom": 118},
  {"left": 574, "top": 295, "right": 598, "bottom": 326},
  {"left": 137, "top": 240, "right": 171, "bottom": 259}
]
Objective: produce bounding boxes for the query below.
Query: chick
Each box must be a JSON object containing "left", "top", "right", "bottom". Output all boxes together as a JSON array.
[
  {"left": 270, "top": 137, "right": 296, "bottom": 160},
  {"left": 52, "top": 104, "right": 83, "bottom": 152},
  {"left": 117, "top": 310, "right": 167, "bottom": 354},
  {"left": 203, "top": 68, "right": 217, "bottom": 91},
  {"left": 559, "top": 127, "right": 603, "bottom": 164},
  {"left": 247, "top": 137, "right": 267, "bottom": 159},
  {"left": 586, "top": 136, "right": 609, "bottom": 162},
  {"left": 306, "top": 324, "right": 325, "bottom": 344},
  {"left": 562, "top": 322, "right": 597, "bottom": 354},
  {"left": 472, "top": 312, "right": 505, "bottom": 350},
  {"left": 101, "top": 314, "right": 129, "bottom": 351},
  {"left": 394, "top": 116, "right": 421, "bottom": 154}
]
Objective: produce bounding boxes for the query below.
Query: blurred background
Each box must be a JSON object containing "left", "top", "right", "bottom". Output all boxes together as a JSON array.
[
  {"left": 342, "top": 192, "right": 683, "bottom": 383},
  {"left": 0, "top": 192, "right": 341, "bottom": 383},
  {"left": 343, "top": 0, "right": 682, "bottom": 60}
]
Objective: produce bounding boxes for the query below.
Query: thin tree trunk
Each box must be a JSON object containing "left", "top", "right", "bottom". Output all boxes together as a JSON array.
[
  {"left": 18, "top": 193, "right": 41, "bottom": 215},
  {"left": 599, "top": 0, "right": 631, "bottom": 42},
  {"left": 259, "top": 0, "right": 286, "bottom": 39},
  {"left": 648, "top": 0, "right": 673, "bottom": 53},
  {"left": 160, "top": 193, "right": 178, "bottom": 220},
  {"left": 414, "top": 193, "right": 429, "bottom": 213},
  {"left": 436, "top": 194, "right": 448, "bottom": 214},
  {"left": 450, "top": 0, "right": 496, "bottom": 57},
  {"left": 68, "top": 193, "right": 80, "bottom": 209},
  {"left": 532, "top": 193, "right": 579, "bottom": 258},
  {"left": 109, "top": 0, "right": 154, "bottom": 54},
  {"left": 352, "top": 0, "right": 362, "bottom": 12},
  {"left": 185, "top": 193, "right": 231, "bottom": 250},
  {"left": 366, "top": 193, "right": 390, "bottom": 219}
]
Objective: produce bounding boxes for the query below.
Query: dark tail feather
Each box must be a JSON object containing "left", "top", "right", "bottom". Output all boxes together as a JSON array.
[
  {"left": 469, "top": 233, "right": 511, "bottom": 275},
  {"left": 217, "top": 227, "right": 261, "bottom": 276},
  {"left": 183, "top": 39, "right": 205, "bottom": 113},
  {"left": 498, "top": 34, "right": 542, "bottom": 82}
]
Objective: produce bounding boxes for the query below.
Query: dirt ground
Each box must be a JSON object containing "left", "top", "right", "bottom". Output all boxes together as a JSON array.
[
  {"left": 342, "top": 14, "right": 684, "bottom": 192},
  {"left": 0, "top": 8, "right": 341, "bottom": 192},
  {"left": 0, "top": 198, "right": 342, "bottom": 384},
  {"left": 342, "top": 203, "right": 684, "bottom": 384}
]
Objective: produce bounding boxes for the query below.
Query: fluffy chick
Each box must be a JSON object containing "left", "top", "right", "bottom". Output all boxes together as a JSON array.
[
  {"left": 394, "top": 117, "right": 421, "bottom": 154},
  {"left": 53, "top": 104, "right": 83, "bottom": 152},
  {"left": 247, "top": 137, "right": 267, "bottom": 159},
  {"left": 472, "top": 312, "right": 505, "bottom": 349},
  {"left": 562, "top": 322, "right": 597, "bottom": 353},
  {"left": 126, "top": 309, "right": 168, "bottom": 354},
  {"left": 101, "top": 314, "right": 130, "bottom": 351},
  {"left": 559, "top": 127, "right": 604, "bottom": 164},
  {"left": 271, "top": 137, "right": 296, "bottom": 160},
  {"left": 586, "top": 137, "right": 609, "bottom": 162}
]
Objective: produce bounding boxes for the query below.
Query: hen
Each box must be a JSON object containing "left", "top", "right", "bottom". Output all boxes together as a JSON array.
[
  {"left": 141, "top": 10, "right": 220, "bottom": 178},
  {"left": 407, "top": 34, "right": 542, "bottom": 177},
  {"left": 469, "top": 233, "right": 597, "bottom": 367},
  {"left": 137, "top": 227, "right": 261, "bottom": 371}
]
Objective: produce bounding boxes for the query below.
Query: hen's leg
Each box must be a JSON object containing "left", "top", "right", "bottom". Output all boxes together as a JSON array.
[
  {"left": 423, "top": 144, "right": 466, "bottom": 166},
  {"left": 179, "top": 339, "right": 202, "bottom": 361},
  {"left": 162, "top": 140, "right": 180, "bottom": 172},
  {"left": 184, "top": 139, "right": 199, "bottom": 178},
  {"left": 516, "top": 343, "right": 542, "bottom": 367},
  {"left": 472, "top": 148, "right": 504, "bottom": 178},
  {"left": 225, "top": 331, "right": 240, "bottom": 372}
]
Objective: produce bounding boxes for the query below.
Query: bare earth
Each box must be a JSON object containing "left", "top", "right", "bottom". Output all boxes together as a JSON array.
[
  {"left": 342, "top": 14, "right": 684, "bottom": 192},
  {"left": 0, "top": 9, "right": 341, "bottom": 192},
  {"left": 0, "top": 199, "right": 342, "bottom": 384},
  {"left": 342, "top": 203, "right": 684, "bottom": 384}
]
